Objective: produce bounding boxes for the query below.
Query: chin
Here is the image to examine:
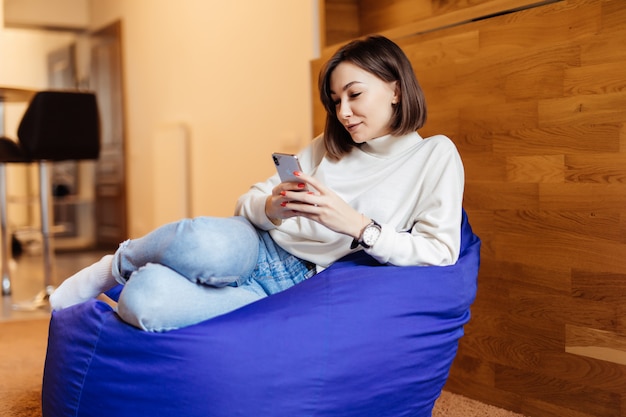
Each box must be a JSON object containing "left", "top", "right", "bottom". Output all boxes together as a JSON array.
[{"left": 350, "top": 134, "right": 370, "bottom": 144}]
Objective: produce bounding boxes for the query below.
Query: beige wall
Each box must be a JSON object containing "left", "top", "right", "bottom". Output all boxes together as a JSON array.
[
  {"left": 89, "top": 0, "right": 318, "bottom": 238},
  {"left": 4, "top": 0, "right": 89, "bottom": 30}
]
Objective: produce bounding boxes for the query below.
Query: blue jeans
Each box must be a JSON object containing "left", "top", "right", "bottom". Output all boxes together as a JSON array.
[{"left": 112, "top": 216, "right": 315, "bottom": 332}]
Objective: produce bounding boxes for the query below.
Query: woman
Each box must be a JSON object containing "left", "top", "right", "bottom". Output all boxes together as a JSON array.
[{"left": 50, "top": 35, "right": 464, "bottom": 331}]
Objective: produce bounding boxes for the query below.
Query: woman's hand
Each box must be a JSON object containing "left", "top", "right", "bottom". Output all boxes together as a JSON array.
[
  {"left": 265, "top": 172, "right": 370, "bottom": 239},
  {"left": 264, "top": 179, "right": 307, "bottom": 226}
]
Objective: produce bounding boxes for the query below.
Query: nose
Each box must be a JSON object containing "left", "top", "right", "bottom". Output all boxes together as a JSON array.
[{"left": 337, "top": 99, "right": 352, "bottom": 119}]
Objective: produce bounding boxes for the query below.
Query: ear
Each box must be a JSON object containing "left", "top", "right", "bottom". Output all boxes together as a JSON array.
[{"left": 391, "top": 81, "right": 400, "bottom": 105}]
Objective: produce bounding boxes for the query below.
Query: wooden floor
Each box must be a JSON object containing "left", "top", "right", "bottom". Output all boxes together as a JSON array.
[{"left": 1, "top": 249, "right": 108, "bottom": 322}]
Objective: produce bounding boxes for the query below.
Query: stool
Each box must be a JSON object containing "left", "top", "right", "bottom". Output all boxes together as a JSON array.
[{"left": 0, "top": 91, "right": 100, "bottom": 308}]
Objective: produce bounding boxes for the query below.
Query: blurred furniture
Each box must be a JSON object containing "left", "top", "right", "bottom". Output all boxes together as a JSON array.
[
  {"left": 0, "top": 86, "right": 35, "bottom": 296},
  {"left": 43, "top": 213, "right": 480, "bottom": 417},
  {"left": 0, "top": 91, "right": 99, "bottom": 306}
]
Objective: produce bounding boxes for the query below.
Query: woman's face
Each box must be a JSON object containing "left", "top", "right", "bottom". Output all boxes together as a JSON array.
[{"left": 329, "top": 62, "right": 398, "bottom": 144}]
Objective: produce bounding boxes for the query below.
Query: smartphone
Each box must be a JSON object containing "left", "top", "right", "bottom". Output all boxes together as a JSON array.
[{"left": 272, "top": 152, "right": 304, "bottom": 184}]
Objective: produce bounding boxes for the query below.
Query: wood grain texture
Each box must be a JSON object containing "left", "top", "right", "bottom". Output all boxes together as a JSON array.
[
  {"left": 320, "top": 0, "right": 555, "bottom": 49},
  {"left": 321, "top": 0, "right": 360, "bottom": 47},
  {"left": 314, "top": 0, "right": 626, "bottom": 415},
  {"left": 566, "top": 325, "right": 626, "bottom": 366}
]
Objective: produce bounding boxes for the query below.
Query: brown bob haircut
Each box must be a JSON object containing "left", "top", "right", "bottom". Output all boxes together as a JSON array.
[{"left": 319, "top": 35, "right": 427, "bottom": 160}]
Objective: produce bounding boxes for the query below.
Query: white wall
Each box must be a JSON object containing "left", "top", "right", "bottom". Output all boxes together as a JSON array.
[{"left": 89, "top": 0, "right": 318, "bottom": 238}]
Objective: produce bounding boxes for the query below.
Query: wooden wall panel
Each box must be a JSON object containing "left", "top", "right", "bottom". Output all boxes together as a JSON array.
[
  {"left": 312, "top": 0, "right": 626, "bottom": 416},
  {"left": 322, "top": 0, "right": 360, "bottom": 47},
  {"left": 320, "top": 0, "right": 553, "bottom": 48},
  {"left": 359, "top": 0, "right": 436, "bottom": 35}
]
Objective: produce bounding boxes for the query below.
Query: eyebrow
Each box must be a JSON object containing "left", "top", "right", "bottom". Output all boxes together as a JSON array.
[{"left": 330, "top": 81, "right": 364, "bottom": 95}]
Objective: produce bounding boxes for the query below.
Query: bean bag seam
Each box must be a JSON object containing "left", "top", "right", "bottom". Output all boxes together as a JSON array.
[
  {"left": 310, "top": 276, "right": 332, "bottom": 416},
  {"left": 72, "top": 303, "right": 108, "bottom": 416}
]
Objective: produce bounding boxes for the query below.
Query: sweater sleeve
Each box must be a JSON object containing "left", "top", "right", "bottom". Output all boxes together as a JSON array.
[
  {"left": 234, "top": 175, "right": 281, "bottom": 231},
  {"left": 234, "top": 136, "right": 326, "bottom": 231},
  {"left": 363, "top": 139, "right": 465, "bottom": 267}
]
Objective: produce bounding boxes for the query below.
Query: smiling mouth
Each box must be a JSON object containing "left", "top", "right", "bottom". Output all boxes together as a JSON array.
[{"left": 345, "top": 122, "right": 360, "bottom": 132}]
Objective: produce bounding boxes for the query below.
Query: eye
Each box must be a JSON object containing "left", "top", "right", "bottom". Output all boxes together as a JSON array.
[{"left": 349, "top": 92, "right": 362, "bottom": 99}]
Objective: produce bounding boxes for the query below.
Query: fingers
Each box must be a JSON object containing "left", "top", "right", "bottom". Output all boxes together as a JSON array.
[
  {"left": 293, "top": 171, "right": 327, "bottom": 193},
  {"left": 280, "top": 190, "right": 319, "bottom": 208},
  {"left": 266, "top": 181, "right": 317, "bottom": 222},
  {"left": 271, "top": 173, "right": 348, "bottom": 227}
]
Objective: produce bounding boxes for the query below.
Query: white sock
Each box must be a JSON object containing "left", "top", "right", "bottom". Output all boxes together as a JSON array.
[{"left": 49, "top": 255, "right": 117, "bottom": 311}]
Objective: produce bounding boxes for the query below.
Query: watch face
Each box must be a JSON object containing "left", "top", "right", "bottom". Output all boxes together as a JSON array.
[{"left": 363, "top": 224, "right": 381, "bottom": 246}]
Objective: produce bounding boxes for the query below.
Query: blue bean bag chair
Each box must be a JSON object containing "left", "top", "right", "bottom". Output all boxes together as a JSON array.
[{"left": 42, "top": 211, "right": 480, "bottom": 417}]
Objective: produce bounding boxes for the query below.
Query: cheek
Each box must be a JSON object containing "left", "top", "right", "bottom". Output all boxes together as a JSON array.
[
  {"left": 352, "top": 96, "right": 394, "bottom": 125},
  {"left": 373, "top": 102, "right": 395, "bottom": 125},
  {"left": 370, "top": 94, "right": 393, "bottom": 116}
]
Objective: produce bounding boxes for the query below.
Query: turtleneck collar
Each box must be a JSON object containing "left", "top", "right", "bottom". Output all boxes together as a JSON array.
[{"left": 359, "top": 131, "right": 423, "bottom": 158}]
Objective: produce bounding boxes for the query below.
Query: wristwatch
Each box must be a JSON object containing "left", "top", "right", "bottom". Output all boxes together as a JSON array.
[{"left": 350, "top": 220, "right": 382, "bottom": 249}]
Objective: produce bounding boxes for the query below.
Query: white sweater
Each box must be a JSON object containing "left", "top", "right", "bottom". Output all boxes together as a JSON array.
[{"left": 235, "top": 132, "right": 464, "bottom": 268}]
